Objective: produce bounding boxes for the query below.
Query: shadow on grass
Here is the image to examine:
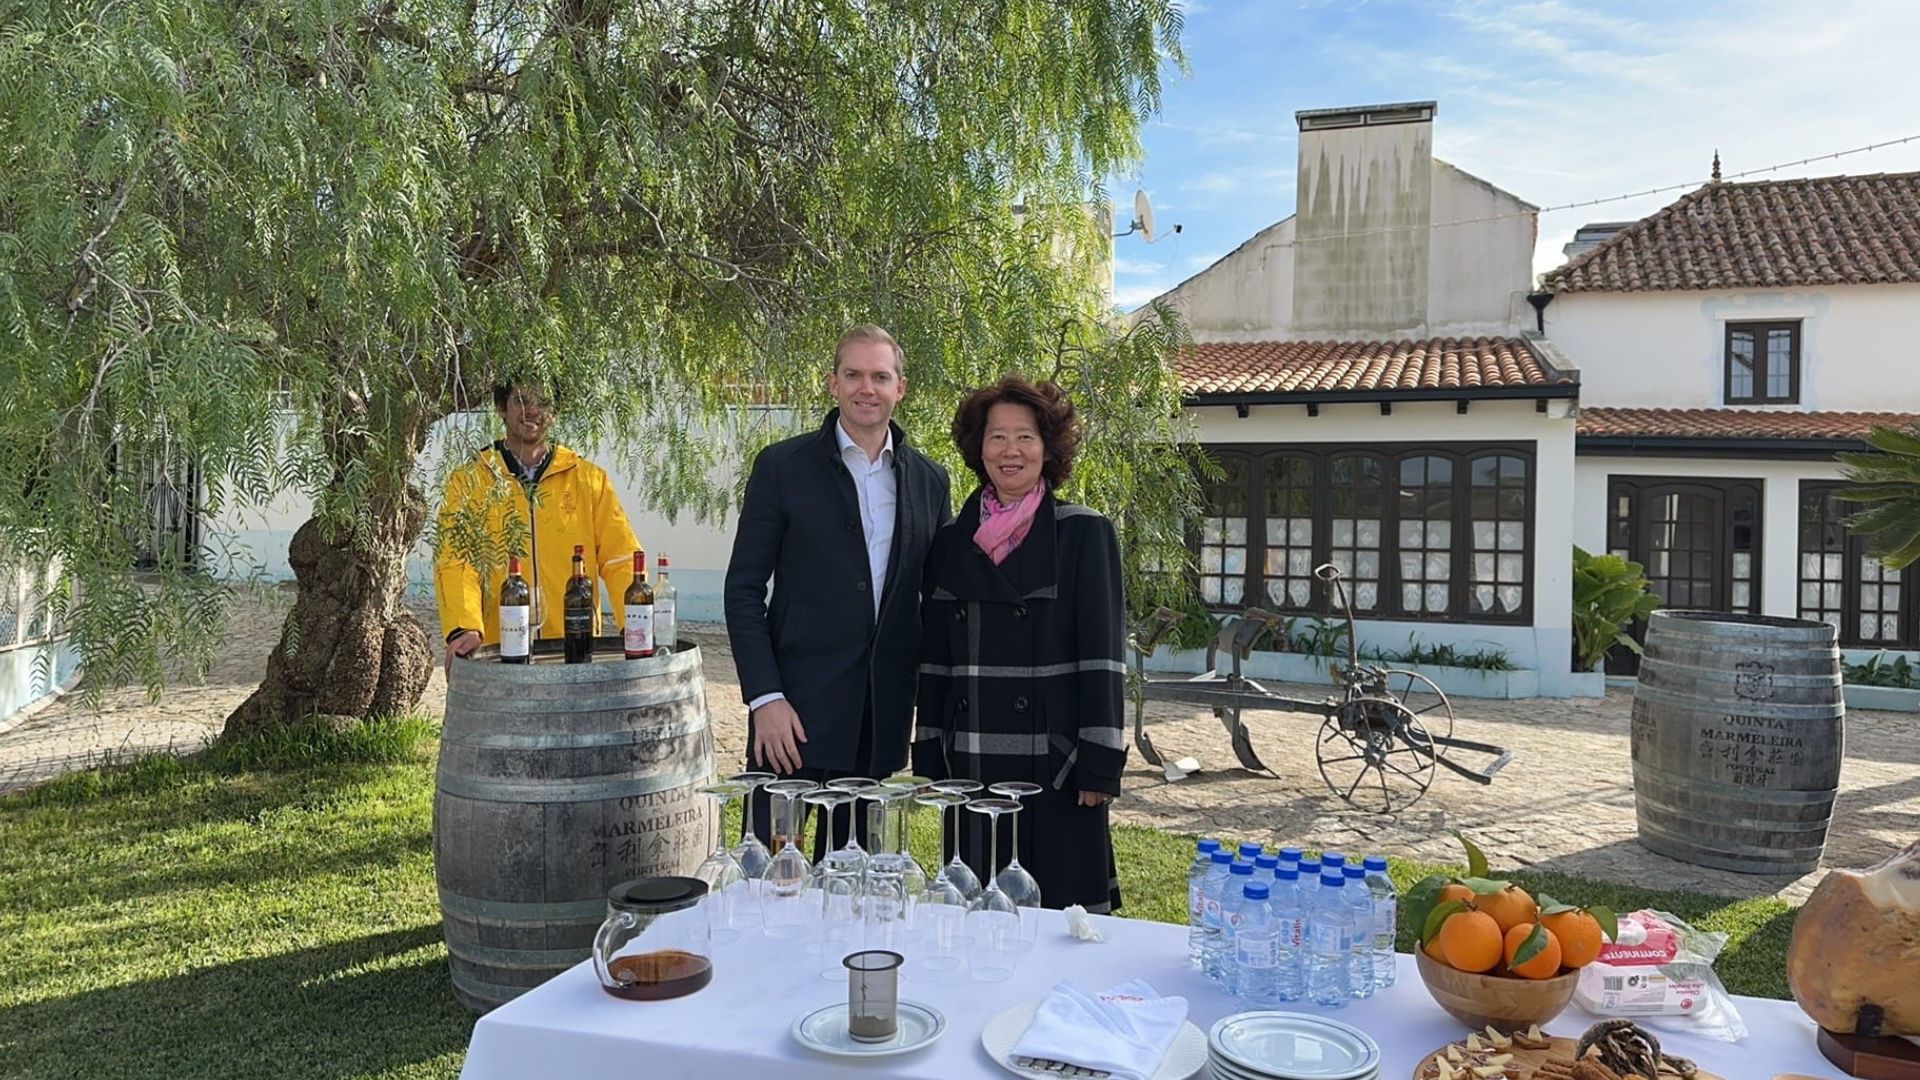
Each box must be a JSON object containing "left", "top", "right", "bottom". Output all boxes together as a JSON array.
[{"left": 0, "top": 925, "right": 473, "bottom": 1080}]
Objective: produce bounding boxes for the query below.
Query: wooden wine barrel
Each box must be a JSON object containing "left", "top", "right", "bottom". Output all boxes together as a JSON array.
[
  {"left": 1630, "top": 610, "right": 1845, "bottom": 875},
  {"left": 434, "top": 638, "right": 714, "bottom": 1013}
]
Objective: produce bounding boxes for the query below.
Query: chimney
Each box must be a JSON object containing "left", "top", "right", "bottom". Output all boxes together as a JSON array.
[{"left": 1291, "top": 101, "right": 1438, "bottom": 335}]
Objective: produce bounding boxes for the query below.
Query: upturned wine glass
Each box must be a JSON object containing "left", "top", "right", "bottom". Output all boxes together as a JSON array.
[
  {"left": 694, "top": 779, "right": 755, "bottom": 943},
  {"left": 929, "top": 779, "right": 984, "bottom": 900},
  {"left": 912, "top": 791, "right": 971, "bottom": 974},
  {"left": 728, "top": 771, "right": 777, "bottom": 880},
  {"left": 964, "top": 797, "right": 1023, "bottom": 982},
  {"left": 989, "top": 781, "right": 1044, "bottom": 951},
  {"left": 760, "top": 779, "right": 820, "bottom": 938}
]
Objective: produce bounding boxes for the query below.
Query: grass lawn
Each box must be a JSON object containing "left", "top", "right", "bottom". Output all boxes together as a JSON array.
[{"left": 0, "top": 719, "right": 1801, "bottom": 1080}]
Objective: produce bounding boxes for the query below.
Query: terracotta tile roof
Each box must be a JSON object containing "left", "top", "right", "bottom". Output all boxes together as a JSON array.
[
  {"left": 1179, "top": 337, "right": 1572, "bottom": 399},
  {"left": 1544, "top": 171, "right": 1920, "bottom": 293},
  {"left": 1577, "top": 408, "right": 1920, "bottom": 442}
]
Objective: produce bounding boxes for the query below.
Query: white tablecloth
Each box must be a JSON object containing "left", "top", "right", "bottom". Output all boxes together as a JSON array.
[{"left": 460, "top": 908, "right": 1845, "bottom": 1080}]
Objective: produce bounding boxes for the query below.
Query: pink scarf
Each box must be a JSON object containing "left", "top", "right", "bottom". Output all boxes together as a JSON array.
[{"left": 974, "top": 482, "right": 1046, "bottom": 565}]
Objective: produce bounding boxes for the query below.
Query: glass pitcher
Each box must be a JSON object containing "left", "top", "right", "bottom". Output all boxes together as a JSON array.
[{"left": 592, "top": 876, "right": 714, "bottom": 1001}]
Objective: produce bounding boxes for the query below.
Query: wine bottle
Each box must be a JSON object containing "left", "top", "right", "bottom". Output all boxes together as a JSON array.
[
  {"left": 499, "top": 555, "right": 532, "bottom": 664},
  {"left": 655, "top": 554, "right": 678, "bottom": 652},
  {"left": 563, "top": 544, "right": 594, "bottom": 664},
  {"left": 623, "top": 550, "right": 656, "bottom": 659}
]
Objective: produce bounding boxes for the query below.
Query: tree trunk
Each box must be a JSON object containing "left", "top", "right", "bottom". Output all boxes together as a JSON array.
[{"left": 224, "top": 389, "right": 436, "bottom": 736}]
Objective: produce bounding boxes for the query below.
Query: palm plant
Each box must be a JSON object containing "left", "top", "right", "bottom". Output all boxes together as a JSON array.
[{"left": 1837, "top": 425, "right": 1920, "bottom": 569}]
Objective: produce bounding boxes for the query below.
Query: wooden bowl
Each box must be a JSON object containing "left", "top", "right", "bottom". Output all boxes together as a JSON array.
[{"left": 1415, "top": 949, "right": 1579, "bottom": 1032}]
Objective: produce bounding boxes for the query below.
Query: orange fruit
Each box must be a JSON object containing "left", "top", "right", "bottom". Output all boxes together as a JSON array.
[
  {"left": 1541, "top": 909, "right": 1605, "bottom": 969},
  {"left": 1423, "top": 934, "right": 1449, "bottom": 963},
  {"left": 1437, "top": 909, "right": 1503, "bottom": 973},
  {"left": 1478, "top": 885, "right": 1539, "bottom": 934},
  {"left": 1436, "top": 882, "right": 1475, "bottom": 907},
  {"left": 1503, "top": 923, "right": 1563, "bottom": 980}
]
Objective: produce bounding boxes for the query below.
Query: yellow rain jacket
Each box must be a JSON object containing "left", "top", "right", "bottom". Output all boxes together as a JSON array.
[{"left": 434, "top": 444, "right": 642, "bottom": 645}]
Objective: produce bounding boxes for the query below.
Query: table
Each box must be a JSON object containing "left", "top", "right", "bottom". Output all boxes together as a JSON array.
[{"left": 460, "top": 908, "right": 1847, "bottom": 1080}]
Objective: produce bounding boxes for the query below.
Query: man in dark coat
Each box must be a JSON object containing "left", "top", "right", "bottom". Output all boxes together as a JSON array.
[{"left": 725, "top": 325, "right": 952, "bottom": 855}]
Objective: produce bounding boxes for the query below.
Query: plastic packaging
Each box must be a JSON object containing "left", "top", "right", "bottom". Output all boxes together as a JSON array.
[{"left": 1572, "top": 909, "right": 1748, "bottom": 1042}]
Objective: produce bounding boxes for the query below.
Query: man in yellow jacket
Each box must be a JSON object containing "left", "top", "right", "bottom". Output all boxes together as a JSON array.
[{"left": 435, "top": 381, "right": 643, "bottom": 668}]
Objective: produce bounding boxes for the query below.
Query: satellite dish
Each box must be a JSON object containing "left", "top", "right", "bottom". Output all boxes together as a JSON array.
[{"left": 1134, "top": 189, "right": 1157, "bottom": 243}]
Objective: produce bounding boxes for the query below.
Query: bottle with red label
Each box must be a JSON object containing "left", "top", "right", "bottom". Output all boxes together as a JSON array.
[{"left": 623, "top": 550, "right": 655, "bottom": 658}]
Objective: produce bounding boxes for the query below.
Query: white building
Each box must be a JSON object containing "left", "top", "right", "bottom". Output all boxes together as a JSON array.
[
  {"left": 1149, "top": 101, "right": 1586, "bottom": 696},
  {"left": 1541, "top": 169, "right": 1920, "bottom": 663}
]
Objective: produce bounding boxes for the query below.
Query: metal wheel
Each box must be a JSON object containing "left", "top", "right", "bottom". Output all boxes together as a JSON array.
[
  {"left": 1375, "top": 669, "right": 1455, "bottom": 756},
  {"left": 1315, "top": 695, "right": 1438, "bottom": 814}
]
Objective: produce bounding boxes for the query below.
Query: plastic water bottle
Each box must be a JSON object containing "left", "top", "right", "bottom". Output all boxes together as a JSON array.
[
  {"left": 1321, "top": 850, "right": 1346, "bottom": 872},
  {"left": 1198, "top": 850, "right": 1234, "bottom": 976},
  {"left": 1269, "top": 864, "right": 1306, "bottom": 1002},
  {"left": 1187, "top": 838, "right": 1222, "bottom": 966},
  {"left": 1237, "top": 841, "right": 1264, "bottom": 864},
  {"left": 1364, "top": 854, "right": 1398, "bottom": 989},
  {"left": 1308, "top": 871, "right": 1352, "bottom": 1008},
  {"left": 1212, "top": 862, "right": 1257, "bottom": 988},
  {"left": 1278, "top": 845, "right": 1302, "bottom": 870},
  {"left": 1298, "top": 854, "right": 1320, "bottom": 882},
  {"left": 1253, "top": 853, "right": 1279, "bottom": 887},
  {"left": 1234, "top": 883, "right": 1281, "bottom": 1007},
  {"left": 1342, "top": 864, "right": 1376, "bottom": 999}
]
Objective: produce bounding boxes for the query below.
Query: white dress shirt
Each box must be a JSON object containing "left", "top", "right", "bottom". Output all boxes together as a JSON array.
[{"left": 749, "top": 420, "right": 897, "bottom": 715}]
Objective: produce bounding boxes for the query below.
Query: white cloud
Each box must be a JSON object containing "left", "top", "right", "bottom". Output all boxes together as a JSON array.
[{"left": 1112, "top": 281, "right": 1171, "bottom": 311}]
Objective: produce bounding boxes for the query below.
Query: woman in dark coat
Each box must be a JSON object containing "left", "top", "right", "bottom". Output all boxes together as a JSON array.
[{"left": 911, "top": 375, "right": 1127, "bottom": 913}]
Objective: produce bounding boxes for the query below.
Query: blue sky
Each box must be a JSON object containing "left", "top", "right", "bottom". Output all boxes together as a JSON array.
[{"left": 1113, "top": 0, "right": 1920, "bottom": 310}]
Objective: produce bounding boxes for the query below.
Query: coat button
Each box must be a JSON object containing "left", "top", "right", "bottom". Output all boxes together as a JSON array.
[
  {"left": 1014, "top": 606, "right": 1028, "bottom": 620},
  {"left": 955, "top": 609, "right": 966, "bottom": 621},
  {"left": 956, "top": 697, "right": 968, "bottom": 710},
  {"left": 845, "top": 519, "right": 857, "bottom": 532},
  {"left": 1014, "top": 696, "right": 1029, "bottom": 712},
  {"left": 856, "top": 580, "right": 869, "bottom": 592}
]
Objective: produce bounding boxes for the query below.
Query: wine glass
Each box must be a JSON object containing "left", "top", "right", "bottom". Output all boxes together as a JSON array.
[
  {"left": 823, "top": 776, "right": 878, "bottom": 857},
  {"left": 964, "top": 797, "right": 1023, "bottom": 982},
  {"left": 930, "top": 779, "right": 984, "bottom": 900},
  {"left": 990, "top": 781, "right": 1045, "bottom": 952},
  {"left": 816, "top": 858, "right": 865, "bottom": 980},
  {"left": 694, "top": 780, "right": 754, "bottom": 943},
  {"left": 761, "top": 779, "right": 820, "bottom": 938},
  {"left": 865, "top": 783, "right": 928, "bottom": 943},
  {"left": 912, "top": 791, "right": 971, "bottom": 974},
  {"left": 729, "top": 771, "right": 776, "bottom": 881}
]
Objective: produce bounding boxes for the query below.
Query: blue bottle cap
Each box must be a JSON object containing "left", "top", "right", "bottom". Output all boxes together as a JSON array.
[
  {"left": 1244, "top": 882, "right": 1270, "bottom": 901},
  {"left": 1231, "top": 861, "right": 1254, "bottom": 876},
  {"left": 1280, "top": 846, "right": 1303, "bottom": 862},
  {"left": 1276, "top": 865, "right": 1299, "bottom": 881},
  {"left": 1212, "top": 849, "right": 1234, "bottom": 865},
  {"left": 1321, "top": 851, "right": 1346, "bottom": 868},
  {"left": 1322, "top": 871, "right": 1345, "bottom": 887},
  {"left": 1198, "top": 837, "right": 1221, "bottom": 853},
  {"left": 1344, "top": 864, "right": 1366, "bottom": 879},
  {"left": 1255, "top": 854, "right": 1279, "bottom": 869},
  {"left": 1364, "top": 854, "right": 1388, "bottom": 871},
  {"left": 1238, "top": 842, "right": 1264, "bottom": 858}
]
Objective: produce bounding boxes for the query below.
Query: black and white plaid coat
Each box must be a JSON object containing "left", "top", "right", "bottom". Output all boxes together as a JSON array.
[{"left": 911, "top": 487, "right": 1127, "bottom": 912}]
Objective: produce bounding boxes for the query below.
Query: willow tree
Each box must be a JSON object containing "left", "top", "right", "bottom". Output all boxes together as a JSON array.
[{"left": 0, "top": 0, "right": 1198, "bottom": 733}]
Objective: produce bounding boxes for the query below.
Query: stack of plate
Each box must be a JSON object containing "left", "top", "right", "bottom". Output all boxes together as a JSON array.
[{"left": 1205, "top": 1012, "right": 1382, "bottom": 1080}]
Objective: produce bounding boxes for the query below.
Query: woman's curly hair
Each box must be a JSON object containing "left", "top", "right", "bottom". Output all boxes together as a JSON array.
[{"left": 950, "top": 374, "right": 1083, "bottom": 488}]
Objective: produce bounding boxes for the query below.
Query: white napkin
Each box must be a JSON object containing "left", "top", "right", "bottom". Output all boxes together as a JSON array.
[
  {"left": 1063, "top": 904, "right": 1105, "bottom": 941},
  {"left": 1009, "top": 979, "right": 1189, "bottom": 1080}
]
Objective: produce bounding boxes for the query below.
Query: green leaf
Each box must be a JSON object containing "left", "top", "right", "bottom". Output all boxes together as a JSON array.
[
  {"left": 1400, "top": 873, "right": 1451, "bottom": 941},
  {"left": 1460, "top": 876, "right": 1511, "bottom": 895},
  {"left": 1588, "top": 905, "right": 1618, "bottom": 942},
  {"left": 1455, "top": 831, "right": 1489, "bottom": 879},
  {"left": 1537, "top": 893, "right": 1577, "bottom": 916},
  {"left": 1423, "top": 899, "right": 1469, "bottom": 946},
  {"left": 1511, "top": 922, "right": 1549, "bottom": 968}
]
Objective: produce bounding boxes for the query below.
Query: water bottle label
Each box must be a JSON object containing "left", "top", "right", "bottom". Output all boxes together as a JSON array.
[
  {"left": 1236, "top": 936, "right": 1278, "bottom": 969},
  {"left": 1311, "top": 923, "right": 1342, "bottom": 954},
  {"left": 1203, "top": 898, "right": 1222, "bottom": 925},
  {"left": 1189, "top": 884, "right": 1204, "bottom": 919},
  {"left": 1375, "top": 903, "right": 1397, "bottom": 934}
]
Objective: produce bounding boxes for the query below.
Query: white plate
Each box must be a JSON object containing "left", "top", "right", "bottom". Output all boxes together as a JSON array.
[
  {"left": 1206, "top": 1057, "right": 1377, "bottom": 1080},
  {"left": 1207, "top": 1012, "right": 1381, "bottom": 1080},
  {"left": 981, "top": 1000, "right": 1209, "bottom": 1080},
  {"left": 792, "top": 999, "right": 946, "bottom": 1058}
]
